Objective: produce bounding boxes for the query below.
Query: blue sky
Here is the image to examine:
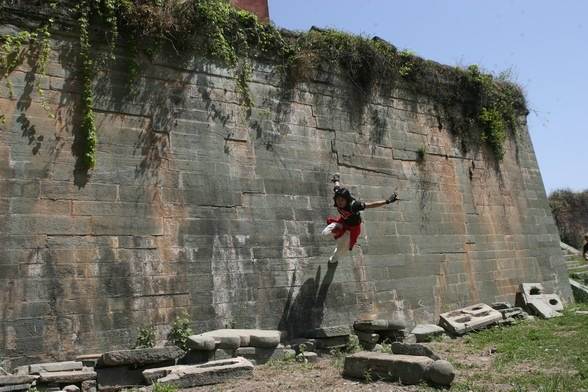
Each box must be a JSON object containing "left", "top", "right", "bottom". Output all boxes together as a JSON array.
[{"left": 269, "top": 0, "right": 587, "bottom": 194}]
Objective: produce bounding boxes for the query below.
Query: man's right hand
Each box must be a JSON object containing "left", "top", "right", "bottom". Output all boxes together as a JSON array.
[{"left": 386, "top": 192, "right": 398, "bottom": 204}]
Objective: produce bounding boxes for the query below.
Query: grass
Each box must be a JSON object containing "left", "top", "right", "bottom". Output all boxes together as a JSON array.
[{"left": 443, "top": 303, "right": 588, "bottom": 391}]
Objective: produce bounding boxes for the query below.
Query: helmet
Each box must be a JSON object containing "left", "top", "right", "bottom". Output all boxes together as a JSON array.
[{"left": 333, "top": 187, "right": 353, "bottom": 206}]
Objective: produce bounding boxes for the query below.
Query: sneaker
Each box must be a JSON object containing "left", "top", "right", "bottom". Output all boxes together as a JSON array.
[{"left": 328, "top": 255, "right": 338, "bottom": 264}]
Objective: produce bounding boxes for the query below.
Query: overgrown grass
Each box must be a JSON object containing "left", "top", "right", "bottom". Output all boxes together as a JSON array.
[{"left": 450, "top": 304, "right": 588, "bottom": 391}]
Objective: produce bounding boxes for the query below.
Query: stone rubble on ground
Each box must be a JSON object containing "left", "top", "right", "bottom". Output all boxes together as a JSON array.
[
  {"left": 390, "top": 342, "right": 440, "bottom": 360},
  {"left": 516, "top": 283, "right": 564, "bottom": 319},
  {"left": 439, "top": 303, "right": 503, "bottom": 335},
  {"left": 304, "top": 326, "right": 351, "bottom": 351},
  {"left": 352, "top": 319, "right": 410, "bottom": 349}
]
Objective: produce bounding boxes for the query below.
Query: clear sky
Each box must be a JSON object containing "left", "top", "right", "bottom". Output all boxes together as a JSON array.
[{"left": 268, "top": 0, "right": 587, "bottom": 194}]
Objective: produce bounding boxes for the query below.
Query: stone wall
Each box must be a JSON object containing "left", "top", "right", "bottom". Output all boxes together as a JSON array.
[{"left": 0, "top": 22, "right": 572, "bottom": 367}]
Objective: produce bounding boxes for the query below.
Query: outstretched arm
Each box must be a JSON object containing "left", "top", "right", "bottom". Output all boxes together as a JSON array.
[{"left": 365, "top": 193, "right": 398, "bottom": 209}]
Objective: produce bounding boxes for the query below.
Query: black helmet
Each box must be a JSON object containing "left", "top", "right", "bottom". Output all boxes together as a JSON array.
[{"left": 333, "top": 187, "right": 353, "bottom": 206}]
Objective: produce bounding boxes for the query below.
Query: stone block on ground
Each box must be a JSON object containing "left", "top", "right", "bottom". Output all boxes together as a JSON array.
[
  {"left": 30, "top": 362, "right": 83, "bottom": 374},
  {"left": 498, "top": 307, "right": 525, "bottom": 319},
  {"left": 516, "top": 283, "right": 563, "bottom": 318},
  {"left": 187, "top": 335, "right": 216, "bottom": 351},
  {"left": 527, "top": 299, "right": 562, "bottom": 319},
  {"left": 0, "top": 376, "right": 38, "bottom": 386},
  {"left": 0, "top": 384, "right": 30, "bottom": 392},
  {"left": 96, "top": 366, "right": 144, "bottom": 391},
  {"left": 490, "top": 302, "right": 513, "bottom": 310},
  {"left": 410, "top": 324, "right": 445, "bottom": 342},
  {"left": 198, "top": 329, "right": 281, "bottom": 349},
  {"left": 426, "top": 359, "right": 456, "bottom": 386},
  {"left": 179, "top": 350, "right": 215, "bottom": 365},
  {"left": 304, "top": 325, "right": 351, "bottom": 338},
  {"left": 142, "top": 357, "right": 253, "bottom": 387},
  {"left": 403, "top": 333, "right": 417, "bottom": 344},
  {"left": 234, "top": 346, "right": 294, "bottom": 365},
  {"left": 343, "top": 352, "right": 433, "bottom": 385},
  {"left": 63, "top": 385, "right": 80, "bottom": 392},
  {"left": 38, "top": 370, "right": 97, "bottom": 384},
  {"left": 390, "top": 342, "right": 440, "bottom": 360},
  {"left": 213, "top": 349, "right": 235, "bottom": 360},
  {"left": 98, "top": 347, "right": 185, "bottom": 367},
  {"left": 439, "top": 303, "right": 502, "bottom": 335},
  {"left": 353, "top": 319, "right": 406, "bottom": 332},
  {"left": 12, "top": 368, "right": 28, "bottom": 377}
]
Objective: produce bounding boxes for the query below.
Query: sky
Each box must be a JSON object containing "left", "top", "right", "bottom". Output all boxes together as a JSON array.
[{"left": 268, "top": 0, "right": 587, "bottom": 194}]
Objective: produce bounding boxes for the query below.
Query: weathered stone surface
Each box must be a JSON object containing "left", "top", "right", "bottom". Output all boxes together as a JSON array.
[
  {"left": 12, "top": 368, "right": 28, "bottom": 377},
  {"left": 63, "top": 385, "right": 80, "bottom": 392},
  {"left": 76, "top": 355, "right": 102, "bottom": 368},
  {"left": 0, "top": 384, "right": 30, "bottom": 392},
  {"left": 490, "top": 302, "right": 513, "bottom": 310},
  {"left": 499, "top": 307, "right": 525, "bottom": 319},
  {"left": 343, "top": 352, "right": 433, "bottom": 385},
  {"left": 403, "top": 334, "right": 417, "bottom": 344},
  {"left": 314, "top": 336, "right": 349, "bottom": 350},
  {"left": 200, "top": 330, "right": 245, "bottom": 349},
  {"left": 213, "top": 349, "right": 235, "bottom": 360},
  {"left": 440, "top": 304, "right": 502, "bottom": 335},
  {"left": 98, "top": 347, "right": 185, "bottom": 367},
  {"left": 527, "top": 299, "right": 562, "bottom": 319},
  {"left": 96, "top": 367, "right": 144, "bottom": 390},
  {"left": 234, "top": 346, "right": 294, "bottom": 364},
  {"left": 0, "top": 376, "right": 38, "bottom": 386},
  {"left": 576, "top": 310, "right": 588, "bottom": 315},
  {"left": 143, "top": 358, "right": 253, "bottom": 387},
  {"left": 516, "top": 283, "right": 564, "bottom": 318},
  {"left": 410, "top": 324, "right": 445, "bottom": 342},
  {"left": 38, "top": 370, "right": 97, "bottom": 384},
  {"left": 81, "top": 380, "right": 96, "bottom": 392},
  {"left": 248, "top": 330, "right": 281, "bottom": 348},
  {"left": 30, "top": 362, "right": 83, "bottom": 374},
  {"left": 0, "top": 6, "right": 572, "bottom": 366},
  {"left": 391, "top": 342, "right": 440, "bottom": 360},
  {"left": 179, "top": 350, "right": 215, "bottom": 365},
  {"left": 305, "top": 325, "right": 351, "bottom": 338},
  {"left": 426, "top": 360, "right": 455, "bottom": 386},
  {"left": 187, "top": 335, "right": 217, "bottom": 351},
  {"left": 354, "top": 320, "right": 406, "bottom": 332}
]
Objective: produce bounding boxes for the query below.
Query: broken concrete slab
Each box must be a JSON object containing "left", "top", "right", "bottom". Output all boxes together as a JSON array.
[
  {"left": 234, "top": 346, "right": 295, "bottom": 365},
  {"left": 390, "top": 342, "right": 440, "bottom": 360},
  {"left": 187, "top": 335, "right": 216, "bottom": 351},
  {"left": 0, "top": 376, "right": 38, "bottom": 386},
  {"left": 527, "top": 299, "right": 562, "bottom": 319},
  {"left": 143, "top": 357, "right": 253, "bottom": 387},
  {"left": 426, "top": 359, "right": 455, "bottom": 386},
  {"left": 98, "top": 347, "right": 185, "bottom": 367},
  {"left": 304, "top": 325, "right": 351, "bottom": 338},
  {"left": 38, "top": 370, "right": 97, "bottom": 384},
  {"left": 0, "top": 384, "right": 30, "bottom": 392},
  {"left": 343, "top": 352, "right": 433, "bottom": 385},
  {"left": 490, "top": 302, "right": 513, "bottom": 310},
  {"left": 544, "top": 294, "right": 564, "bottom": 312},
  {"left": 411, "top": 324, "right": 445, "bottom": 342},
  {"left": 439, "top": 303, "right": 502, "bottom": 335},
  {"left": 30, "top": 362, "right": 83, "bottom": 374},
  {"left": 353, "top": 319, "right": 406, "bottom": 332}
]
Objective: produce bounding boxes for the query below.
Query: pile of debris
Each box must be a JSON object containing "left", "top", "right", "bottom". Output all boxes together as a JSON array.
[
  {"left": 2, "top": 361, "right": 96, "bottom": 392},
  {"left": 352, "top": 319, "right": 410, "bottom": 349}
]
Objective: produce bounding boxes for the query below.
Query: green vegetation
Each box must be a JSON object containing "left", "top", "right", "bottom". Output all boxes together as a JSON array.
[
  {"left": 134, "top": 325, "right": 157, "bottom": 349},
  {"left": 167, "top": 312, "right": 192, "bottom": 350},
  {"left": 549, "top": 189, "right": 588, "bottom": 248},
  {"left": 446, "top": 304, "right": 588, "bottom": 392},
  {"left": 151, "top": 382, "right": 177, "bottom": 392},
  {"left": 0, "top": 0, "right": 526, "bottom": 171}
]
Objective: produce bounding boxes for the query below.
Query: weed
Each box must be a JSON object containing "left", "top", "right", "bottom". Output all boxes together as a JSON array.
[
  {"left": 363, "top": 367, "right": 373, "bottom": 383},
  {"left": 152, "top": 383, "right": 177, "bottom": 392},
  {"left": 167, "top": 312, "right": 192, "bottom": 350},
  {"left": 134, "top": 326, "right": 156, "bottom": 349}
]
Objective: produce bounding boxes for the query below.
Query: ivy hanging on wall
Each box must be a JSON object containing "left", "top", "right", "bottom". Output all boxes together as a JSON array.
[{"left": 0, "top": 0, "right": 527, "bottom": 170}]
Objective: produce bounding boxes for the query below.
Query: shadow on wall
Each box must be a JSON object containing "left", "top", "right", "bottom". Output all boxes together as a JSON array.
[{"left": 278, "top": 262, "right": 337, "bottom": 338}]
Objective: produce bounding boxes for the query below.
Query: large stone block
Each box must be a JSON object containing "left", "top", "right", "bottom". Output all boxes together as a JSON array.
[
  {"left": 439, "top": 304, "right": 502, "bottom": 335},
  {"left": 0, "top": 376, "right": 38, "bottom": 386},
  {"left": 142, "top": 357, "right": 254, "bottom": 387},
  {"left": 343, "top": 352, "right": 433, "bottom": 385},
  {"left": 234, "top": 346, "right": 295, "bottom": 365},
  {"left": 97, "top": 347, "right": 185, "bottom": 367},
  {"left": 353, "top": 319, "right": 407, "bottom": 332},
  {"left": 29, "top": 362, "right": 83, "bottom": 374},
  {"left": 38, "top": 370, "right": 97, "bottom": 384}
]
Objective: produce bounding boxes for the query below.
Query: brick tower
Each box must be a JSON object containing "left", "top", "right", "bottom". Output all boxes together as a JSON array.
[{"left": 230, "top": 0, "right": 269, "bottom": 23}]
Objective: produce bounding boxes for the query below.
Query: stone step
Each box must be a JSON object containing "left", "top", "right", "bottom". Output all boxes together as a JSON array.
[{"left": 569, "top": 265, "right": 588, "bottom": 273}]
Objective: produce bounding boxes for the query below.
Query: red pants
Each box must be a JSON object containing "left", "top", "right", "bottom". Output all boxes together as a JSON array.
[{"left": 326, "top": 216, "right": 362, "bottom": 250}]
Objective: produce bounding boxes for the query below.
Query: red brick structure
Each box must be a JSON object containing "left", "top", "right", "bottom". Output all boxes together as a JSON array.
[{"left": 230, "top": 0, "right": 269, "bottom": 23}]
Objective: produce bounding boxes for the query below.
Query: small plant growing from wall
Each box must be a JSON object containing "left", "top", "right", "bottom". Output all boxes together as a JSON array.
[
  {"left": 416, "top": 146, "right": 427, "bottom": 164},
  {"left": 134, "top": 326, "right": 156, "bottom": 349},
  {"left": 167, "top": 312, "right": 193, "bottom": 350}
]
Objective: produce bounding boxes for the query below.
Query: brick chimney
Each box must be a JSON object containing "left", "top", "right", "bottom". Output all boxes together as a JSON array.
[{"left": 230, "top": 0, "right": 269, "bottom": 23}]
